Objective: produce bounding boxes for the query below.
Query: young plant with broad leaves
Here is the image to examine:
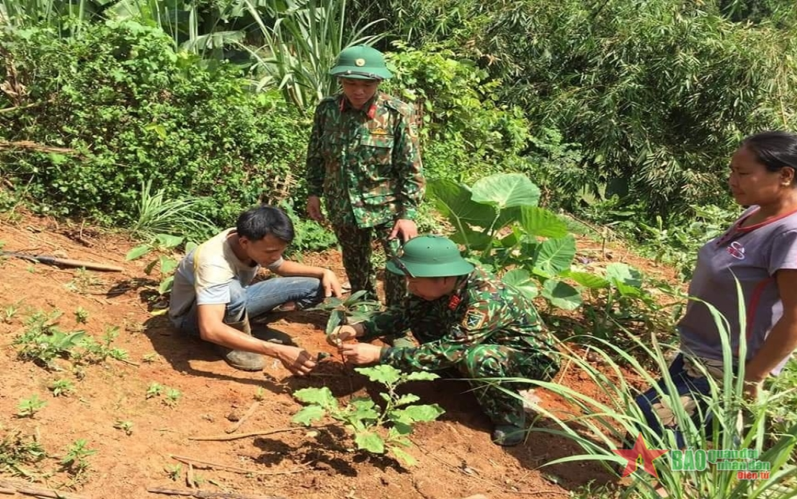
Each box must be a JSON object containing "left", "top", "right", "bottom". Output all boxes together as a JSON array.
[
  {"left": 427, "top": 172, "right": 582, "bottom": 311},
  {"left": 126, "top": 234, "right": 196, "bottom": 296},
  {"left": 308, "top": 290, "right": 381, "bottom": 340},
  {"left": 292, "top": 365, "right": 444, "bottom": 466}
]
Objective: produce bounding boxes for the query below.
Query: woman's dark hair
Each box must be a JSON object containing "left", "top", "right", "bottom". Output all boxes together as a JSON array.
[
  {"left": 236, "top": 205, "right": 295, "bottom": 243},
  {"left": 742, "top": 131, "right": 797, "bottom": 180}
]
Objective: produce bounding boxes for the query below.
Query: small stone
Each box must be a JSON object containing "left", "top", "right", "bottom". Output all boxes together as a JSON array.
[{"left": 226, "top": 412, "right": 240, "bottom": 422}]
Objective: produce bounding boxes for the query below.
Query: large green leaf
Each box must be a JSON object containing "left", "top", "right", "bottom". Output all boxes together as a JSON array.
[
  {"left": 154, "top": 234, "right": 183, "bottom": 248},
  {"left": 158, "top": 275, "right": 174, "bottom": 295},
  {"left": 449, "top": 223, "right": 493, "bottom": 251},
  {"left": 159, "top": 256, "right": 178, "bottom": 274},
  {"left": 541, "top": 280, "right": 583, "bottom": 311},
  {"left": 389, "top": 446, "right": 417, "bottom": 466},
  {"left": 325, "top": 310, "right": 344, "bottom": 336},
  {"left": 125, "top": 244, "right": 151, "bottom": 261},
  {"left": 350, "top": 397, "right": 380, "bottom": 421},
  {"left": 356, "top": 365, "right": 401, "bottom": 386},
  {"left": 520, "top": 206, "right": 569, "bottom": 239},
  {"left": 391, "top": 404, "right": 445, "bottom": 424},
  {"left": 404, "top": 371, "right": 440, "bottom": 382},
  {"left": 292, "top": 405, "right": 326, "bottom": 426},
  {"left": 533, "top": 235, "right": 576, "bottom": 276},
  {"left": 471, "top": 173, "right": 541, "bottom": 209},
  {"left": 606, "top": 263, "right": 643, "bottom": 288},
  {"left": 502, "top": 269, "right": 539, "bottom": 299},
  {"left": 426, "top": 179, "right": 497, "bottom": 231},
  {"left": 394, "top": 394, "right": 421, "bottom": 407},
  {"left": 563, "top": 271, "right": 610, "bottom": 290},
  {"left": 355, "top": 431, "right": 385, "bottom": 454},
  {"left": 294, "top": 387, "right": 338, "bottom": 410}
]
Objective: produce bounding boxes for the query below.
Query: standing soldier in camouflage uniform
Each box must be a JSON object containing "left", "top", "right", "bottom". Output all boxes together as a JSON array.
[
  {"left": 305, "top": 45, "right": 424, "bottom": 308},
  {"left": 331, "top": 236, "right": 560, "bottom": 446}
]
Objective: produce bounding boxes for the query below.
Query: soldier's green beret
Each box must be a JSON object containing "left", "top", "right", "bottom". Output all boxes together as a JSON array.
[
  {"left": 330, "top": 45, "right": 393, "bottom": 81},
  {"left": 387, "top": 235, "right": 474, "bottom": 278}
]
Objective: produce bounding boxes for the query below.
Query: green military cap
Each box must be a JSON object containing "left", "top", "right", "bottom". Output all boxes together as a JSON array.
[
  {"left": 387, "top": 235, "right": 474, "bottom": 278},
  {"left": 330, "top": 45, "right": 393, "bottom": 81}
]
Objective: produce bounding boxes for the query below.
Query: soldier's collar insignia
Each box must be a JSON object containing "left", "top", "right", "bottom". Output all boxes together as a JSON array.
[
  {"left": 448, "top": 294, "right": 461, "bottom": 310},
  {"left": 371, "top": 127, "right": 389, "bottom": 135}
]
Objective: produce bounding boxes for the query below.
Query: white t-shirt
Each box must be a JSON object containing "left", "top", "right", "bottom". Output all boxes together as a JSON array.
[{"left": 168, "top": 229, "right": 283, "bottom": 319}]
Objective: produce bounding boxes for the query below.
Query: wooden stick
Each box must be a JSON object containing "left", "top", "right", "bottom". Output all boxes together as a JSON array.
[
  {"left": 146, "top": 487, "right": 287, "bottom": 499},
  {"left": 189, "top": 426, "right": 311, "bottom": 442},
  {"left": 169, "top": 455, "right": 304, "bottom": 477},
  {"left": 0, "top": 482, "right": 88, "bottom": 499},
  {"left": 1, "top": 252, "right": 123, "bottom": 272},
  {"left": 225, "top": 401, "right": 260, "bottom": 434},
  {"left": 0, "top": 488, "right": 15, "bottom": 495}
]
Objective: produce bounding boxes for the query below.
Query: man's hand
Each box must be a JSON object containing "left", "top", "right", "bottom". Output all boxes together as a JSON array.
[
  {"left": 743, "top": 377, "right": 762, "bottom": 401},
  {"left": 307, "top": 196, "right": 325, "bottom": 223},
  {"left": 340, "top": 342, "right": 383, "bottom": 365},
  {"left": 389, "top": 219, "right": 417, "bottom": 243},
  {"left": 321, "top": 269, "right": 343, "bottom": 298},
  {"left": 275, "top": 345, "right": 317, "bottom": 376},
  {"left": 328, "top": 323, "right": 364, "bottom": 346}
]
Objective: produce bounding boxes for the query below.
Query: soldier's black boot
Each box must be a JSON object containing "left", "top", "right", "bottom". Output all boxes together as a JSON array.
[{"left": 492, "top": 412, "right": 526, "bottom": 446}]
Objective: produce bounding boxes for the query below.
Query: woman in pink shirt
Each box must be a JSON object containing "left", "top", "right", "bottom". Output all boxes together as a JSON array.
[{"left": 635, "top": 131, "right": 797, "bottom": 446}]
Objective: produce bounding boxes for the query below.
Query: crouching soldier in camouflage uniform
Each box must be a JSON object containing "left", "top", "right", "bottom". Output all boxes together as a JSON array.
[
  {"left": 331, "top": 235, "right": 560, "bottom": 446},
  {"left": 305, "top": 45, "right": 425, "bottom": 308}
]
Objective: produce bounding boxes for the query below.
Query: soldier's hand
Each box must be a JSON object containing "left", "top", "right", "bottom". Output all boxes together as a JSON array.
[
  {"left": 390, "top": 219, "right": 417, "bottom": 242},
  {"left": 307, "top": 196, "right": 325, "bottom": 223},
  {"left": 328, "top": 324, "right": 362, "bottom": 346},
  {"left": 340, "top": 342, "right": 383, "bottom": 365},
  {"left": 275, "top": 345, "right": 316, "bottom": 376}
]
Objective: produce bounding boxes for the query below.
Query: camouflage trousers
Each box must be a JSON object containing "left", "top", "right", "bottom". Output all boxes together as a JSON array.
[
  {"left": 331, "top": 222, "right": 406, "bottom": 308},
  {"left": 457, "top": 345, "right": 559, "bottom": 427}
]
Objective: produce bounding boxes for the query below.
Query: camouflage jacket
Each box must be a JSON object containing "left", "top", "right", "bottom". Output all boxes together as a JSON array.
[
  {"left": 305, "top": 92, "right": 425, "bottom": 228},
  {"left": 360, "top": 267, "right": 560, "bottom": 372}
]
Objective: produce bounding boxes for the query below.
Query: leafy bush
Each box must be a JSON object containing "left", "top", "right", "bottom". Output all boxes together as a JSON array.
[
  {"left": 0, "top": 20, "right": 309, "bottom": 228},
  {"left": 464, "top": 0, "right": 797, "bottom": 219},
  {"left": 382, "top": 43, "right": 531, "bottom": 183},
  {"left": 293, "top": 365, "right": 444, "bottom": 466}
]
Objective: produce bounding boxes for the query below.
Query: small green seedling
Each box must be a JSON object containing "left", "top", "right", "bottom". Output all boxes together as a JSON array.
[
  {"left": 3, "top": 302, "right": 21, "bottom": 323},
  {"left": 14, "top": 310, "right": 85, "bottom": 367},
  {"left": 146, "top": 382, "right": 164, "bottom": 399},
  {"left": 17, "top": 395, "right": 47, "bottom": 418},
  {"left": 164, "top": 388, "right": 182, "bottom": 407},
  {"left": 309, "top": 290, "right": 381, "bottom": 340},
  {"left": 254, "top": 387, "right": 265, "bottom": 402},
  {"left": 142, "top": 353, "right": 158, "bottom": 363},
  {"left": 113, "top": 420, "right": 133, "bottom": 436},
  {"left": 49, "top": 379, "right": 75, "bottom": 397},
  {"left": 0, "top": 429, "right": 47, "bottom": 474},
  {"left": 74, "top": 307, "right": 89, "bottom": 324},
  {"left": 64, "top": 268, "right": 102, "bottom": 295},
  {"left": 165, "top": 463, "right": 182, "bottom": 481},
  {"left": 61, "top": 439, "right": 96, "bottom": 475},
  {"left": 293, "top": 365, "right": 444, "bottom": 466}
]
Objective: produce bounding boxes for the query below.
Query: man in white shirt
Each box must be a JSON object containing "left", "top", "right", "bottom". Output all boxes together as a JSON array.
[{"left": 169, "top": 205, "right": 342, "bottom": 374}]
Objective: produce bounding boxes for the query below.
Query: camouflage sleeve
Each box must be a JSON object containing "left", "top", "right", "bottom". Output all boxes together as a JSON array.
[
  {"left": 392, "top": 106, "right": 425, "bottom": 221},
  {"left": 379, "top": 300, "right": 497, "bottom": 371},
  {"left": 359, "top": 305, "right": 412, "bottom": 341},
  {"left": 305, "top": 104, "right": 326, "bottom": 197}
]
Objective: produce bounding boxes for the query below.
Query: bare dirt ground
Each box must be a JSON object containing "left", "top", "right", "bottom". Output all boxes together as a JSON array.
[{"left": 0, "top": 214, "right": 678, "bottom": 499}]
